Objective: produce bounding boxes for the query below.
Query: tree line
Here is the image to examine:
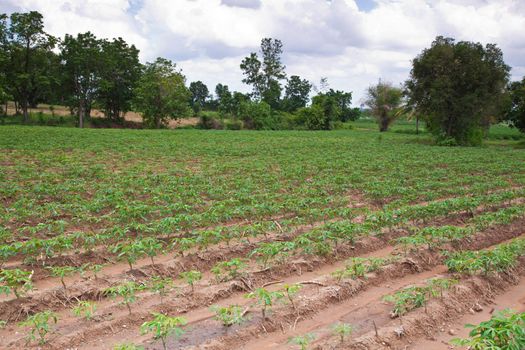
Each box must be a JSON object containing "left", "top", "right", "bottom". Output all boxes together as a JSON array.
[
  {"left": 0, "top": 11, "right": 359, "bottom": 131},
  {"left": 0, "top": 11, "right": 524, "bottom": 145}
]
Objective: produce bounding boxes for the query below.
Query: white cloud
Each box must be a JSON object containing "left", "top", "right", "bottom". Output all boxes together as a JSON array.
[{"left": 2, "top": 0, "right": 524, "bottom": 103}]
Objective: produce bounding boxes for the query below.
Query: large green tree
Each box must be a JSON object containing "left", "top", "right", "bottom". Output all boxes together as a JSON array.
[
  {"left": 240, "top": 38, "right": 286, "bottom": 108},
  {"left": 98, "top": 37, "right": 141, "bottom": 121},
  {"left": 60, "top": 32, "right": 102, "bottom": 128},
  {"left": 133, "top": 58, "right": 191, "bottom": 128},
  {"left": 364, "top": 81, "right": 403, "bottom": 132},
  {"left": 282, "top": 75, "right": 311, "bottom": 112},
  {"left": 7, "top": 11, "right": 56, "bottom": 123},
  {"left": 406, "top": 36, "right": 510, "bottom": 145},
  {"left": 505, "top": 77, "right": 525, "bottom": 133},
  {"left": 189, "top": 81, "right": 209, "bottom": 113}
]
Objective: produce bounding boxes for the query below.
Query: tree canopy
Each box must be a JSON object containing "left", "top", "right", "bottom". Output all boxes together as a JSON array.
[
  {"left": 364, "top": 81, "right": 403, "bottom": 132},
  {"left": 133, "top": 58, "right": 191, "bottom": 128},
  {"left": 505, "top": 77, "right": 525, "bottom": 133},
  {"left": 240, "top": 38, "right": 286, "bottom": 108},
  {"left": 406, "top": 36, "right": 510, "bottom": 145}
]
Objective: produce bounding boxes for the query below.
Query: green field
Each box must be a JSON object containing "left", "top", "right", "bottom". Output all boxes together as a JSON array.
[
  {"left": 1, "top": 125, "right": 525, "bottom": 349},
  {"left": 2, "top": 126, "right": 524, "bottom": 239}
]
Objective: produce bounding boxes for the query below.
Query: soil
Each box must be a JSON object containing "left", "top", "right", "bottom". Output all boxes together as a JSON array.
[{"left": 1, "top": 195, "right": 524, "bottom": 349}]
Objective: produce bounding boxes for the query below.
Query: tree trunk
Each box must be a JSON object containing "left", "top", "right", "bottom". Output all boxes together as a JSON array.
[
  {"left": 379, "top": 116, "right": 389, "bottom": 132},
  {"left": 79, "top": 99, "right": 85, "bottom": 128},
  {"left": 22, "top": 98, "right": 28, "bottom": 124},
  {"left": 416, "top": 116, "right": 419, "bottom": 134}
]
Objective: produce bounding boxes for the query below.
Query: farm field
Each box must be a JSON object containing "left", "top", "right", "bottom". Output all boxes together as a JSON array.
[{"left": 0, "top": 126, "right": 524, "bottom": 349}]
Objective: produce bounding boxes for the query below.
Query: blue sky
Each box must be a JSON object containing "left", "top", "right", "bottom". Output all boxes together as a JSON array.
[{"left": 2, "top": 0, "right": 524, "bottom": 103}]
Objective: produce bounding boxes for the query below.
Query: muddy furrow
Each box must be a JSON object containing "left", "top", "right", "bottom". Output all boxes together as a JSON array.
[
  {"left": 2, "top": 216, "right": 524, "bottom": 348},
  {"left": 77, "top": 226, "right": 525, "bottom": 350}
]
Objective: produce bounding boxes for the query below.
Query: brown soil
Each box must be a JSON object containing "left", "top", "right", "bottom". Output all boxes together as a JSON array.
[{"left": 1, "top": 193, "right": 524, "bottom": 349}]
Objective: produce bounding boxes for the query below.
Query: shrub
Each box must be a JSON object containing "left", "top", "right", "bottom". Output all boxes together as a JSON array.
[
  {"left": 297, "top": 104, "right": 329, "bottom": 130},
  {"left": 239, "top": 100, "right": 281, "bottom": 130}
]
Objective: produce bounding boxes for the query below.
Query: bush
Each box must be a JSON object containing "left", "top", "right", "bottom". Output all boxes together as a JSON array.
[
  {"left": 333, "top": 121, "right": 354, "bottom": 130},
  {"left": 225, "top": 120, "right": 242, "bottom": 130},
  {"left": 239, "top": 101, "right": 282, "bottom": 130},
  {"left": 296, "top": 104, "right": 329, "bottom": 130},
  {"left": 197, "top": 114, "right": 224, "bottom": 130}
]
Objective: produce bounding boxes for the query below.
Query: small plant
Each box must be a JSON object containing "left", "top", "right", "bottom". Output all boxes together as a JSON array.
[
  {"left": 81, "top": 263, "right": 105, "bottom": 280},
  {"left": 179, "top": 270, "right": 202, "bottom": 294},
  {"left": 140, "top": 237, "right": 164, "bottom": 265},
  {"left": 111, "top": 242, "right": 145, "bottom": 271},
  {"left": 0, "top": 268, "right": 33, "bottom": 298},
  {"left": 18, "top": 310, "right": 58, "bottom": 345},
  {"left": 149, "top": 276, "right": 175, "bottom": 303},
  {"left": 211, "top": 305, "right": 246, "bottom": 327},
  {"left": 47, "top": 265, "right": 78, "bottom": 292},
  {"left": 246, "top": 287, "right": 284, "bottom": 320},
  {"left": 451, "top": 309, "right": 525, "bottom": 350},
  {"left": 105, "top": 281, "right": 144, "bottom": 315},
  {"left": 140, "top": 312, "right": 187, "bottom": 350},
  {"left": 289, "top": 333, "right": 315, "bottom": 350},
  {"left": 282, "top": 283, "right": 302, "bottom": 312},
  {"left": 332, "top": 322, "right": 353, "bottom": 343},
  {"left": 383, "top": 286, "right": 427, "bottom": 318},
  {"left": 211, "top": 258, "right": 247, "bottom": 282},
  {"left": 72, "top": 300, "right": 97, "bottom": 320}
]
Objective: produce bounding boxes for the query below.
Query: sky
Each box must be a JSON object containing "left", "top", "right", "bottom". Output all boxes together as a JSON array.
[{"left": 2, "top": 0, "right": 525, "bottom": 104}]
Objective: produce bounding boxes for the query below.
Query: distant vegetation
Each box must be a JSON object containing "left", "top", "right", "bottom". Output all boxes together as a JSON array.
[{"left": 0, "top": 11, "right": 524, "bottom": 145}]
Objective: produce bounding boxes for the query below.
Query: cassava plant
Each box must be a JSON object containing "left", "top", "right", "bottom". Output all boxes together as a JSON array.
[
  {"left": 72, "top": 300, "right": 97, "bottom": 321},
  {"left": 0, "top": 268, "right": 33, "bottom": 299},
  {"left": 179, "top": 270, "right": 202, "bottom": 294},
  {"left": 18, "top": 310, "right": 58, "bottom": 345},
  {"left": 211, "top": 304, "right": 246, "bottom": 327},
  {"left": 105, "top": 281, "right": 144, "bottom": 315},
  {"left": 140, "top": 312, "right": 187, "bottom": 350},
  {"left": 246, "top": 287, "right": 284, "bottom": 320}
]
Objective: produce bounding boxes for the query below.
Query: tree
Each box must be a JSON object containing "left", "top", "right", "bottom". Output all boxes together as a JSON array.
[
  {"left": 60, "top": 32, "right": 102, "bottom": 128},
  {"left": 238, "top": 100, "right": 280, "bottom": 130},
  {"left": 282, "top": 75, "right": 311, "bottom": 112},
  {"left": 240, "top": 38, "right": 286, "bottom": 108},
  {"left": 296, "top": 104, "right": 326, "bottom": 130},
  {"left": 325, "top": 89, "right": 354, "bottom": 121},
  {"left": 0, "top": 14, "right": 10, "bottom": 111},
  {"left": 406, "top": 36, "right": 510, "bottom": 145},
  {"left": 98, "top": 37, "right": 141, "bottom": 121},
  {"left": 189, "top": 81, "right": 209, "bottom": 113},
  {"left": 505, "top": 77, "right": 525, "bottom": 133},
  {"left": 7, "top": 11, "right": 56, "bottom": 123},
  {"left": 215, "top": 83, "right": 231, "bottom": 115},
  {"left": 133, "top": 58, "right": 191, "bottom": 128},
  {"left": 364, "top": 81, "right": 403, "bottom": 132}
]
